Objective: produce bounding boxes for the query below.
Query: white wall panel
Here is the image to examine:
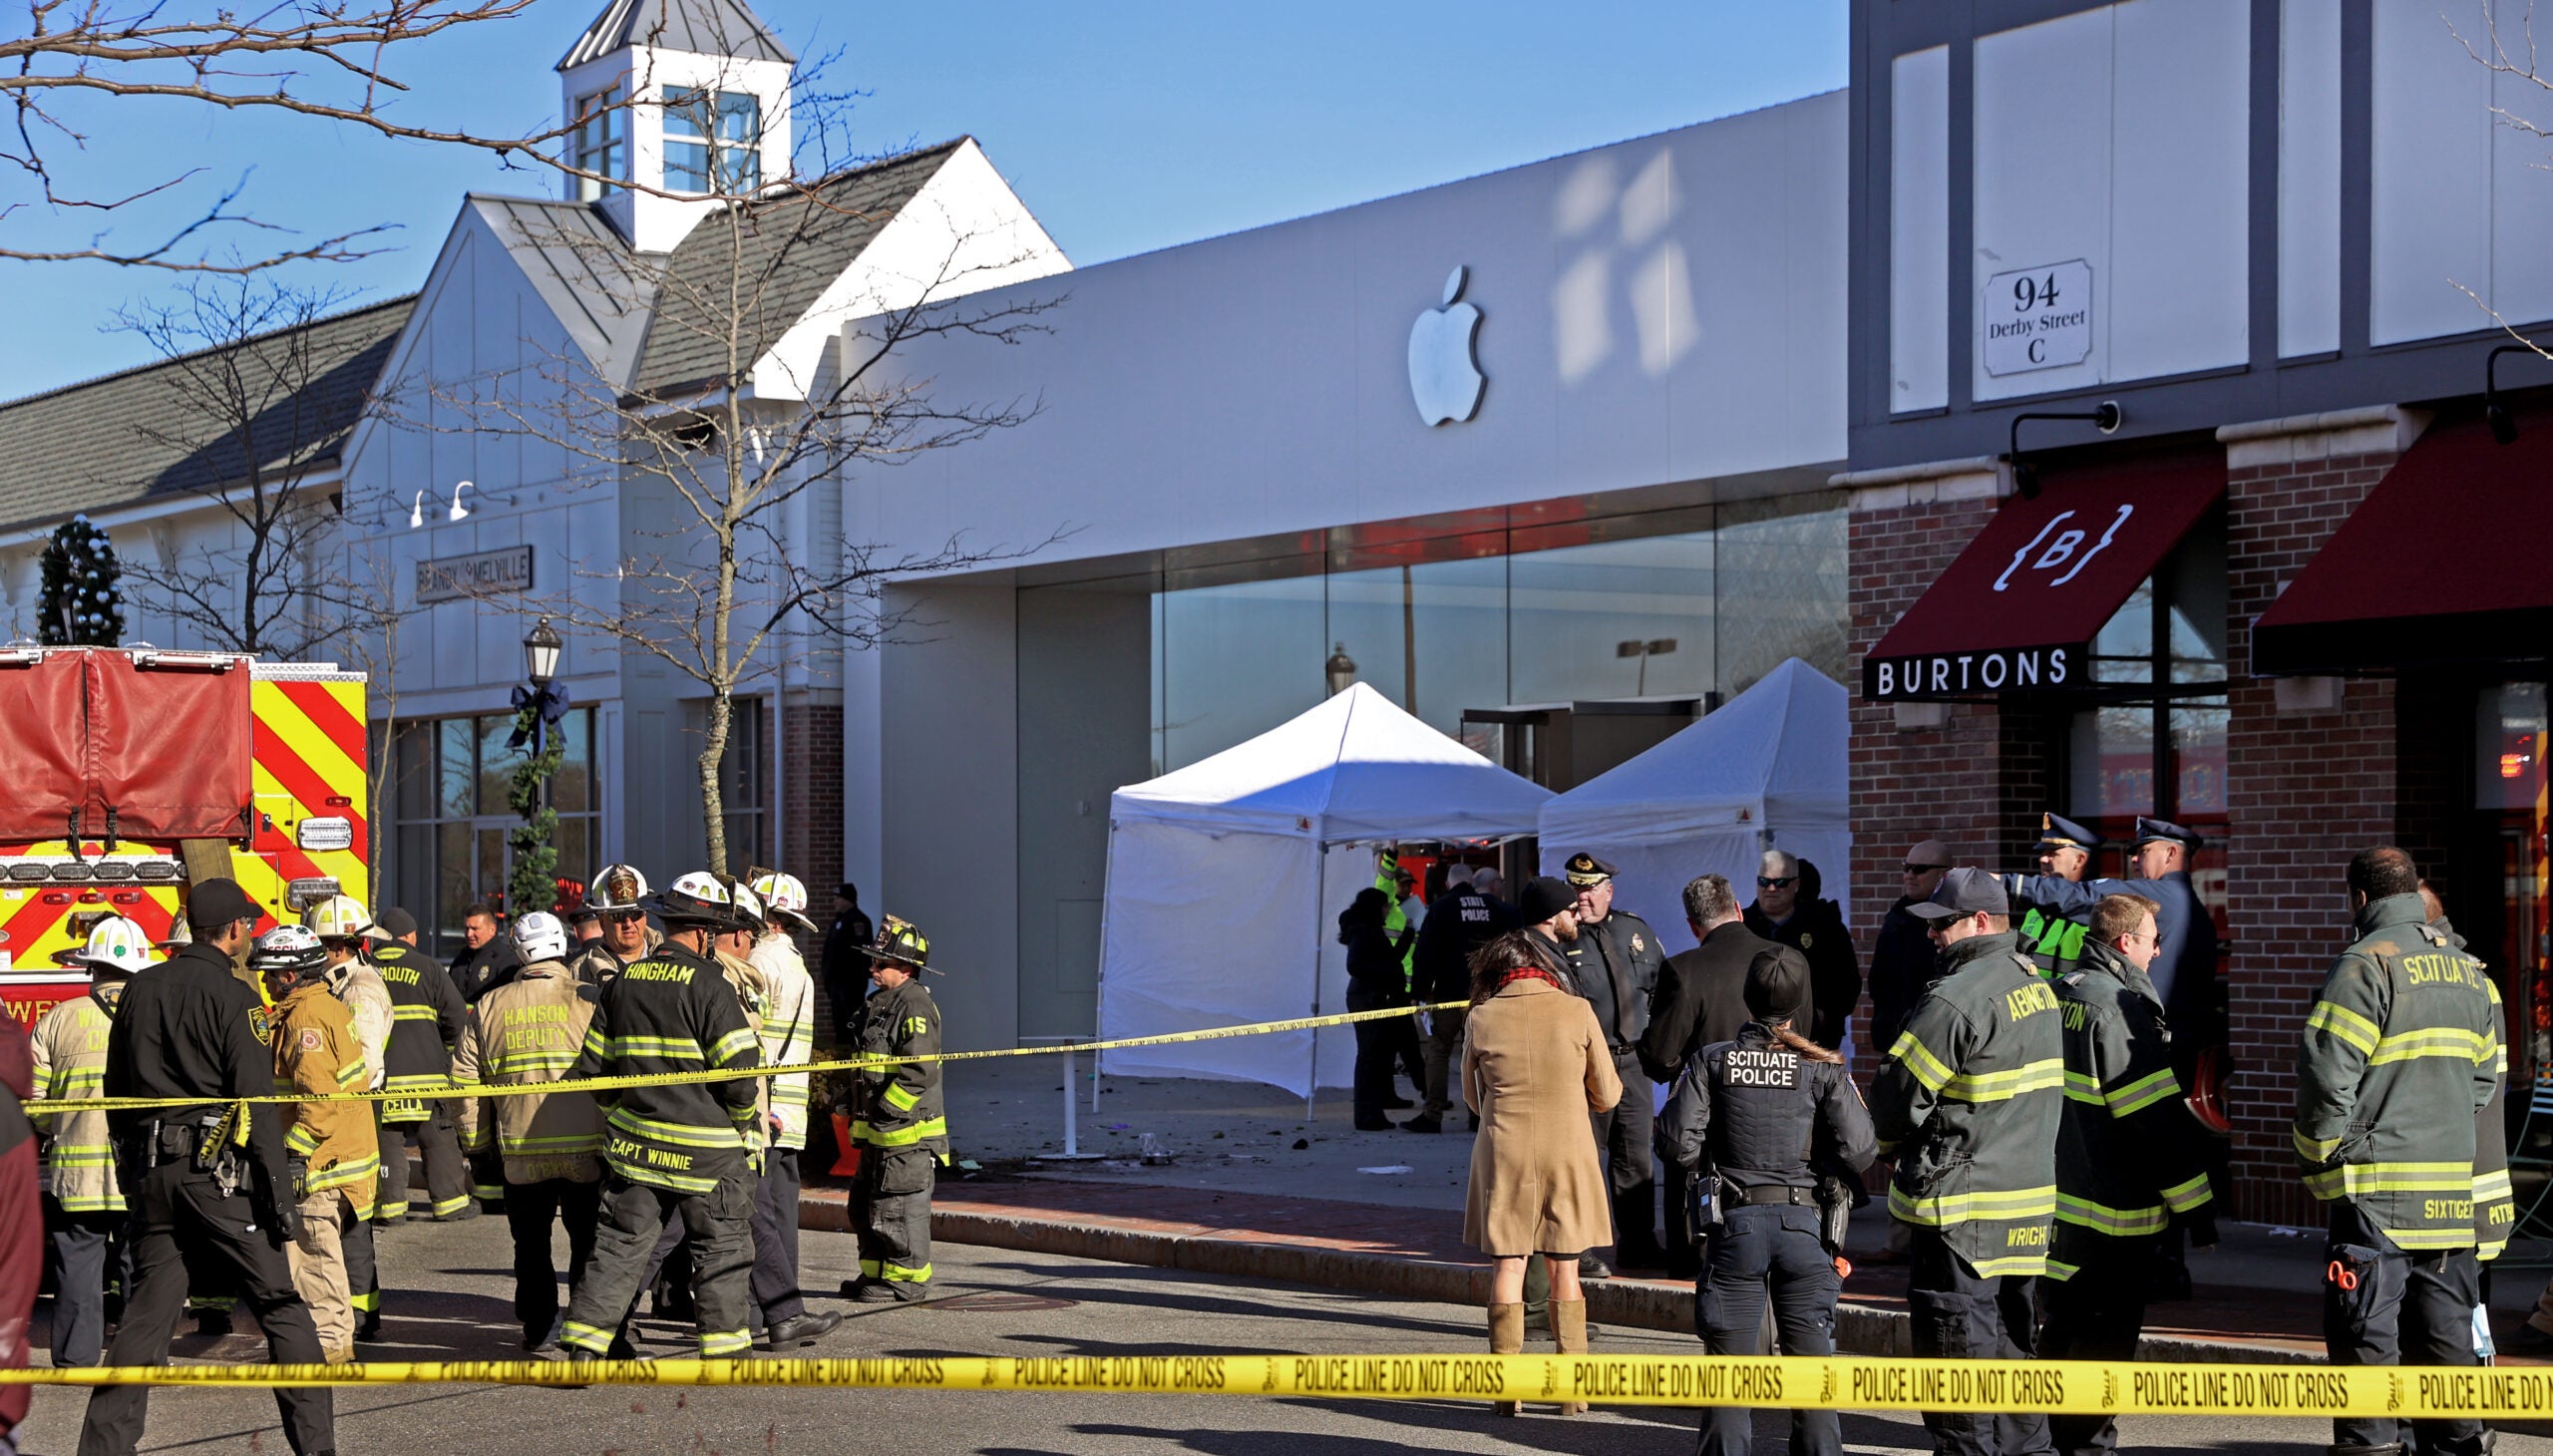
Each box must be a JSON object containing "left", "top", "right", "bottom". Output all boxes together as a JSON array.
[
  {"left": 1973, "top": 0, "right": 2248, "bottom": 400},
  {"left": 2110, "top": 0, "right": 2250, "bottom": 381},
  {"left": 2371, "top": 0, "right": 2493, "bottom": 344},
  {"left": 2280, "top": 0, "right": 2343, "bottom": 356},
  {"left": 2491, "top": 57, "right": 2553, "bottom": 331},
  {"left": 1891, "top": 46, "right": 1951, "bottom": 412},
  {"left": 1974, "top": 8, "right": 2113, "bottom": 402}
]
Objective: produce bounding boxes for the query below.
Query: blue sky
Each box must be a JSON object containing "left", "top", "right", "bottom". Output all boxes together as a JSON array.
[{"left": 0, "top": 0, "right": 1844, "bottom": 399}]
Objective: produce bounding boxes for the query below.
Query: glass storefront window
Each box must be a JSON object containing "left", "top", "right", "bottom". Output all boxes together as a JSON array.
[
  {"left": 385, "top": 706, "right": 602, "bottom": 956},
  {"left": 2477, "top": 683, "right": 2548, "bottom": 811},
  {"left": 1509, "top": 530, "right": 1717, "bottom": 705},
  {"left": 1154, "top": 558, "right": 1325, "bottom": 774}
]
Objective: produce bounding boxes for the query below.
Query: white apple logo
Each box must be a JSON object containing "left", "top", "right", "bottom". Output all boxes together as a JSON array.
[{"left": 1407, "top": 265, "right": 1485, "bottom": 426}]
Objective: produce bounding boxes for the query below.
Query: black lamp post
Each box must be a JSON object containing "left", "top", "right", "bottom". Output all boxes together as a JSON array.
[
  {"left": 510, "top": 617, "right": 570, "bottom": 760},
  {"left": 523, "top": 617, "right": 562, "bottom": 690}
]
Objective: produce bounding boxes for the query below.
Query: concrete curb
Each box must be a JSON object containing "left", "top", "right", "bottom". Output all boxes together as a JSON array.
[{"left": 799, "top": 1191, "right": 2321, "bottom": 1364}]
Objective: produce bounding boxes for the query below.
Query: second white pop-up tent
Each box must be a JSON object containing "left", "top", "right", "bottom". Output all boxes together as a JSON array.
[
  {"left": 1098, "top": 682, "right": 1553, "bottom": 1098},
  {"left": 1536, "top": 657, "right": 1851, "bottom": 959}
]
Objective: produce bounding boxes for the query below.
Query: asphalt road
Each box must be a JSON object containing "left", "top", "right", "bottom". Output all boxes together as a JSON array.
[{"left": 14, "top": 1216, "right": 2550, "bottom": 1456}]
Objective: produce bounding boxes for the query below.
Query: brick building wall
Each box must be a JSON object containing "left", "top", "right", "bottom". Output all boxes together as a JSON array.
[
  {"left": 1846, "top": 413, "right": 2429, "bottom": 1227},
  {"left": 782, "top": 697, "right": 848, "bottom": 1038}
]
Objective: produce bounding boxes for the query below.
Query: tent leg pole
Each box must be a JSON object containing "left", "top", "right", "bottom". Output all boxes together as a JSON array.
[{"left": 1062, "top": 1044, "right": 1078, "bottom": 1158}]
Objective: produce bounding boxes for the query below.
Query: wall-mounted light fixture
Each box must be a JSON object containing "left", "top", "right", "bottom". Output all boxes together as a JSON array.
[
  {"left": 2484, "top": 344, "right": 2548, "bottom": 446},
  {"left": 2006, "top": 401, "right": 2122, "bottom": 500}
]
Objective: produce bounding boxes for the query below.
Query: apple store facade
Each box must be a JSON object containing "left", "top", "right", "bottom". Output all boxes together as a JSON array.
[{"left": 849, "top": 91, "right": 1855, "bottom": 1050}]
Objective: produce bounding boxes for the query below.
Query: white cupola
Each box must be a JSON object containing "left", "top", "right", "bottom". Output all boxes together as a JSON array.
[{"left": 556, "top": 0, "right": 796, "bottom": 252}]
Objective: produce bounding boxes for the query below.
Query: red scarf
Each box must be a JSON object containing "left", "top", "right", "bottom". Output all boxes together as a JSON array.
[{"left": 1492, "top": 966, "right": 1569, "bottom": 995}]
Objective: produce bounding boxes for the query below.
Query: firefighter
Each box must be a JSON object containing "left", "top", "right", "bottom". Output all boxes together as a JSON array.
[
  {"left": 30, "top": 916, "right": 154, "bottom": 1366},
  {"left": 638, "top": 881, "right": 771, "bottom": 1328},
  {"left": 453, "top": 910, "right": 603, "bottom": 1352},
  {"left": 310, "top": 896, "right": 472, "bottom": 1227},
  {"left": 254, "top": 924, "right": 379, "bottom": 1364},
  {"left": 1871, "top": 868, "right": 2061, "bottom": 1456},
  {"left": 2296, "top": 847, "right": 2500, "bottom": 1456},
  {"left": 79, "top": 878, "right": 334, "bottom": 1456},
  {"left": 571, "top": 863, "right": 659, "bottom": 988},
  {"left": 2038, "top": 893, "right": 2216, "bottom": 1456},
  {"left": 2015, "top": 813, "right": 2098, "bottom": 979},
  {"left": 1659, "top": 946, "right": 1876, "bottom": 1456},
  {"left": 747, "top": 872, "right": 838, "bottom": 1346},
  {"left": 839, "top": 916, "right": 946, "bottom": 1303},
  {"left": 554, "top": 873, "right": 764, "bottom": 1362}
]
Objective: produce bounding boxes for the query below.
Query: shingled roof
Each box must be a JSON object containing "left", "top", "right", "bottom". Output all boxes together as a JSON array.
[
  {"left": 558, "top": 0, "right": 794, "bottom": 71},
  {"left": 0, "top": 295, "right": 415, "bottom": 535},
  {"left": 630, "top": 139, "right": 962, "bottom": 398}
]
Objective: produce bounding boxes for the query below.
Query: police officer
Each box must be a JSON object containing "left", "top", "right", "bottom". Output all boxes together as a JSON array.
[
  {"left": 2003, "top": 816, "right": 2220, "bottom": 1077},
  {"left": 78, "top": 878, "right": 334, "bottom": 1456},
  {"left": 1560, "top": 851, "right": 1667, "bottom": 1269},
  {"left": 2015, "top": 814, "right": 2099, "bottom": 979},
  {"left": 2296, "top": 847, "right": 2499, "bottom": 1456},
  {"left": 840, "top": 916, "right": 947, "bottom": 1303},
  {"left": 455, "top": 910, "right": 604, "bottom": 1352},
  {"left": 1660, "top": 946, "right": 1876, "bottom": 1456},
  {"left": 316, "top": 897, "right": 471, "bottom": 1226},
  {"left": 30, "top": 916, "right": 153, "bottom": 1366},
  {"left": 256, "top": 924, "right": 380, "bottom": 1364},
  {"left": 1871, "top": 868, "right": 2060, "bottom": 1456},
  {"left": 555, "top": 873, "right": 765, "bottom": 1362},
  {"left": 2040, "top": 893, "right": 2216, "bottom": 1456}
]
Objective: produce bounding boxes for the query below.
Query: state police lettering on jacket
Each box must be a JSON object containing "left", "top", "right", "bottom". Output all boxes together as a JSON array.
[
  {"left": 1658, "top": 1023, "right": 1876, "bottom": 1195},
  {"left": 2294, "top": 893, "right": 2501, "bottom": 1253},
  {"left": 1870, "top": 930, "right": 2063, "bottom": 1276},
  {"left": 568, "top": 940, "right": 763, "bottom": 1196},
  {"left": 2051, "top": 936, "right": 2212, "bottom": 1263},
  {"left": 1412, "top": 883, "right": 1515, "bottom": 1005}
]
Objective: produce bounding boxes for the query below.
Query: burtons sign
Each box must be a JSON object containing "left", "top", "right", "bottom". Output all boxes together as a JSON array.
[{"left": 1867, "top": 646, "right": 2076, "bottom": 701}]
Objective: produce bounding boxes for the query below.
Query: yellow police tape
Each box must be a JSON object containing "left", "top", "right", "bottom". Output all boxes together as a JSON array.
[
  {"left": 36, "top": 1000, "right": 1470, "bottom": 1113},
  {"left": 2, "top": 1353, "right": 2546, "bottom": 1418}
]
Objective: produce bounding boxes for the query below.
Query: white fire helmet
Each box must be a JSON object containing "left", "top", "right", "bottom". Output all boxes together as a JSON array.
[
  {"left": 644, "top": 871, "right": 761, "bottom": 933},
  {"left": 65, "top": 915, "right": 157, "bottom": 975},
  {"left": 249, "top": 924, "right": 329, "bottom": 980},
  {"left": 748, "top": 872, "right": 818, "bottom": 933},
  {"left": 511, "top": 910, "right": 568, "bottom": 964},
  {"left": 302, "top": 895, "right": 383, "bottom": 944},
  {"left": 588, "top": 863, "right": 649, "bottom": 913}
]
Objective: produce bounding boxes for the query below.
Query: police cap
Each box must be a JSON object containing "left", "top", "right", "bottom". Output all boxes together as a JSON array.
[
  {"left": 1562, "top": 853, "right": 1617, "bottom": 889},
  {"left": 2035, "top": 813, "right": 2100, "bottom": 853},
  {"left": 2134, "top": 816, "right": 2203, "bottom": 852}
]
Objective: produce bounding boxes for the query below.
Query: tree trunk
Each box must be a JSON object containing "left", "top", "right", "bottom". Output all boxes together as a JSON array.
[{"left": 697, "top": 687, "right": 732, "bottom": 876}]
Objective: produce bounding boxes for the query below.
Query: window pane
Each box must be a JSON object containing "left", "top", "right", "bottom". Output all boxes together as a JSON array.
[
  {"left": 715, "top": 92, "right": 758, "bottom": 144},
  {"left": 2089, "top": 578, "right": 2154, "bottom": 683},
  {"left": 554, "top": 816, "right": 591, "bottom": 892},
  {"left": 2070, "top": 706, "right": 2155, "bottom": 820},
  {"left": 666, "top": 141, "right": 711, "bottom": 192},
  {"left": 1320, "top": 537, "right": 1507, "bottom": 738},
  {"left": 2478, "top": 683, "right": 2550, "bottom": 811},
  {"left": 439, "top": 719, "right": 474, "bottom": 820},
  {"left": 397, "top": 824, "right": 437, "bottom": 939},
  {"left": 2169, "top": 700, "right": 2230, "bottom": 819},
  {"left": 477, "top": 826, "right": 508, "bottom": 910},
  {"left": 553, "top": 708, "right": 593, "bottom": 815},
  {"left": 1714, "top": 502, "right": 1848, "bottom": 695},
  {"left": 663, "top": 89, "right": 707, "bottom": 141},
  {"left": 437, "top": 822, "right": 474, "bottom": 955},
  {"left": 477, "top": 715, "right": 522, "bottom": 818},
  {"left": 1156, "top": 561, "right": 1326, "bottom": 772},
  {"left": 394, "top": 721, "right": 435, "bottom": 821},
  {"left": 1508, "top": 530, "right": 1716, "bottom": 704}
]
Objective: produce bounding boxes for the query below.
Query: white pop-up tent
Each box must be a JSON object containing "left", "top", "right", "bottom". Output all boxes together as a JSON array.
[
  {"left": 1098, "top": 682, "right": 1553, "bottom": 1097},
  {"left": 1537, "top": 657, "right": 1851, "bottom": 960}
]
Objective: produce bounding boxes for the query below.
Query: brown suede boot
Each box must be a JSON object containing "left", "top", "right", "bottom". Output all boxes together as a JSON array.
[
  {"left": 1486, "top": 1301, "right": 1525, "bottom": 1417},
  {"left": 1550, "top": 1297, "right": 1590, "bottom": 1415}
]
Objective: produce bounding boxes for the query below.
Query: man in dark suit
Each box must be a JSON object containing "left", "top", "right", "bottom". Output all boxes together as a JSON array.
[
  {"left": 1638, "top": 873, "right": 1771, "bottom": 1277},
  {"left": 1743, "top": 851, "right": 1860, "bottom": 1051},
  {"left": 1869, "top": 839, "right": 1952, "bottom": 1056}
]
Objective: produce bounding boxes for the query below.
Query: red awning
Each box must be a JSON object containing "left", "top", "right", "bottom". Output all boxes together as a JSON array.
[
  {"left": 1863, "top": 456, "right": 2225, "bottom": 700},
  {"left": 2253, "top": 404, "right": 2553, "bottom": 675}
]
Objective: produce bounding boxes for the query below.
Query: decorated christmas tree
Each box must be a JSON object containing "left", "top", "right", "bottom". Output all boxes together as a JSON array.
[{"left": 38, "top": 516, "right": 124, "bottom": 646}]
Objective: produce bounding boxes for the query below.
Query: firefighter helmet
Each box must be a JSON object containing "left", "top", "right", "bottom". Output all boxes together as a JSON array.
[
  {"left": 511, "top": 910, "right": 568, "bottom": 964},
  {"left": 642, "top": 871, "right": 759, "bottom": 932},
  {"left": 748, "top": 872, "right": 818, "bottom": 933},
  {"left": 64, "top": 915, "right": 157, "bottom": 975},
  {"left": 250, "top": 924, "right": 329, "bottom": 981},
  {"left": 588, "top": 863, "right": 649, "bottom": 913},
  {"left": 873, "top": 915, "right": 932, "bottom": 973},
  {"left": 727, "top": 877, "right": 765, "bottom": 929},
  {"left": 155, "top": 912, "right": 192, "bottom": 951},
  {"left": 302, "top": 895, "right": 383, "bottom": 944}
]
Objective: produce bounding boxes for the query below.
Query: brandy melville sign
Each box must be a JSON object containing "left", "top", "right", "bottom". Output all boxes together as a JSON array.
[
  {"left": 1861, "top": 459, "right": 2225, "bottom": 702},
  {"left": 416, "top": 546, "right": 535, "bottom": 604}
]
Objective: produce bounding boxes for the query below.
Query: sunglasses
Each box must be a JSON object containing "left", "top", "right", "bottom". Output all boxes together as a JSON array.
[
  {"left": 1902, "top": 863, "right": 1949, "bottom": 875},
  {"left": 1757, "top": 876, "right": 1797, "bottom": 889},
  {"left": 601, "top": 910, "right": 646, "bottom": 925}
]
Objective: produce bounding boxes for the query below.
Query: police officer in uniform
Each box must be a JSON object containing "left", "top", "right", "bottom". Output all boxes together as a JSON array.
[
  {"left": 1661, "top": 946, "right": 1876, "bottom": 1456},
  {"left": 1559, "top": 852, "right": 1667, "bottom": 1269},
  {"left": 1872, "top": 868, "right": 2060, "bottom": 1456},
  {"left": 2014, "top": 814, "right": 2099, "bottom": 979},
  {"left": 840, "top": 917, "right": 947, "bottom": 1303},
  {"left": 2040, "top": 893, "right": 2216, "bottom": 1456},
  {"left": 2297, "top": 848, "right": 2499, "bottom": 1456},
  {"left": 78, "top": 878, "right": 334, "bottom": 1456},
  {"left": 555, "top": 873, "right": 765, "bottom": 1362}
]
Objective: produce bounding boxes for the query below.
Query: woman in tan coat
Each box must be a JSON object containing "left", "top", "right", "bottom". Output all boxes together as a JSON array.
[{"left": 1462, "top": 927, "right": 1623, "bottom": 1416}]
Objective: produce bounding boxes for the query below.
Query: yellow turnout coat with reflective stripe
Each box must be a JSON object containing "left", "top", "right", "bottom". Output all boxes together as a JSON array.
[
  {"left": 453, "top": 957, "right": 602, "bottom": 1184},
  {"left": 29, "top": 983, "right": 123, "bottom": 1213},
  {"left": 1872, "top": 930, "right": 2062, "bottom": 1277},
  {"left": 568, "top": 940, "right": 763, "bottom": 1195},
  {"left": 2295, "top": 893, "right": 2502, "bottom": 1253},
  {"left": 852, "top": 977, "right": 945, "bottom": 1159},
  {"left": 2049, "top": 939, "right": 2211, "bottom": 1274},
  {"left": 272, "top": 980, "right": 380, "bottom": 1214}
]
